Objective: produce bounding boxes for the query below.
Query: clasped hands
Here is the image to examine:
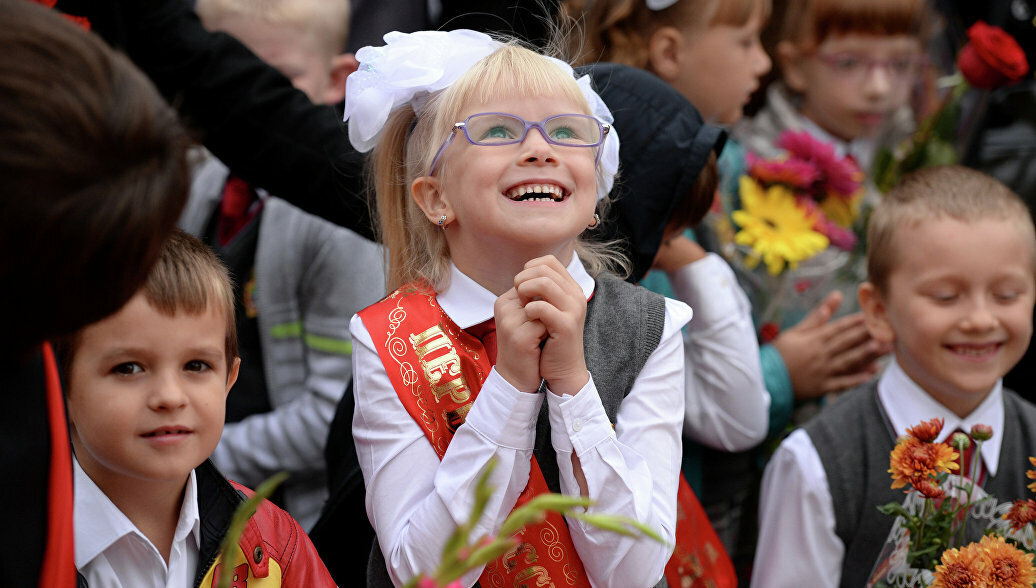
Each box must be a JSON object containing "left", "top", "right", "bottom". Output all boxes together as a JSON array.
[{"left": 493, "top": 255, "right": 589, "bottom": 396}]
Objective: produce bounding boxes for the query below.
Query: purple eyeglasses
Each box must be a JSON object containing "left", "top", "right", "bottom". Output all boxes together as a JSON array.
[{"left": 428, "top": 112, "right": 610, "bottom": 175}]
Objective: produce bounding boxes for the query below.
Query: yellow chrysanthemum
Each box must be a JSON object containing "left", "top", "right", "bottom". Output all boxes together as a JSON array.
[
  {"left": 1027, "top": 457, "right": 1036, "bottom": 493},
  {"left": 819, "top": 189, "right": 863, "bottom": 228},
  {"left": 933, "top": 544, "right": 985, "bottom": 588},
  {"left": 978, "top": 535, "right": 1036, "bottom": 588},
  {"left": 732, "top": 176, "right": 829, "bottom": 275},
  {"left": 888, "top": 436, "right": 959, "bottom": 491}
]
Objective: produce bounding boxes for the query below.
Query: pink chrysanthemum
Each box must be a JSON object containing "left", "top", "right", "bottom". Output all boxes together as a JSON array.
[
  {"left": 748, "top": 153, "right": 819, "bottom": 191},
  {"left": 776, "top": 130, "right": 863, "bottom": 198}
]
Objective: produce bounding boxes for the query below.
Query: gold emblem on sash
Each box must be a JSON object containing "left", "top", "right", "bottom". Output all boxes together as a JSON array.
[{"left": 410, "top": 325, "right": 470, "bottom": 403}]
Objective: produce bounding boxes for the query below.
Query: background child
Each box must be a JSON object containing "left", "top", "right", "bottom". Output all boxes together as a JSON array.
[
  {"left": 753, "top": 166, "right": 1036, "bottom": 586},
  {"left": 191, "top": 0, "right": 385, "bottom": 531},
  {"left": 0, "top": 2, "right": 190, "bottom": 584},
  {"left": 345, "top": 30, "right": 684, "bottom": 587},
  {"left": 59, "top": 230, "right": 336, "bottom": 587}
]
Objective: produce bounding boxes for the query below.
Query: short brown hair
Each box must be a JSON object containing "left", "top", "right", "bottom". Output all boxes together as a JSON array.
[
  {"left": 866, "top": 166, "right": 1036, "bottom": 294},
  {"left": 565, "top": 0, "right": 772, "bottom": 68},
  {"left": 775, "top": 0, "right": 925, "bottom": 50},
  {"left": 0, "top": 0, "right": 190, "bottom": 357},
  {"left": 55, "top": 230, "right": 237, "bottom": 375}
]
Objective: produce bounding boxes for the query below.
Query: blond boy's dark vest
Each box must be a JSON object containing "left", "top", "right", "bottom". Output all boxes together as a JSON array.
[{"left": 805, "top": 381, "right": 1036, "bottom": 587}]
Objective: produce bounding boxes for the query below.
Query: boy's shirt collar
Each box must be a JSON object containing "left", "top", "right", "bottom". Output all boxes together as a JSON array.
[
  {"left": 877, "top": 358, "right": 1005, "bottom": 476},
  {"left": 74, "top": 457, "right": 201, "bottom": 576},
  {"left": 437, "top": 255, "right": 595, "bottom": 329}
]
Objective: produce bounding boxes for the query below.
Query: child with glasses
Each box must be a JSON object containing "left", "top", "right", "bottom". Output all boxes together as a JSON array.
[
  {"left": 344, "top": 30, "right": 686, "bottom": 587},
  {"left": 736, "top": 0, "right": 926, "bottom": 177}
]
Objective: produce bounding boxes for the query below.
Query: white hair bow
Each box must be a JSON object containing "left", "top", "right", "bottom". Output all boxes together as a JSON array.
[{"left": 342, "top": 29, "right": 620, "bottom": 200}]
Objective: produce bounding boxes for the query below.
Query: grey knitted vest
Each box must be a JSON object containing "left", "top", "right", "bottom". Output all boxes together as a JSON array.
[
  {"left": 367, "top": 273, "right": 667, "bottom": 587},
  {"left": 805, "top": 381, "right": 1036, "bottom": 587}
]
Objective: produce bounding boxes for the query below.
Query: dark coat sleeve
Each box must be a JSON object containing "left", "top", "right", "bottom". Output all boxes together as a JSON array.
[{"left": 54, "top": 0, "right": 375, "bottom": 239}]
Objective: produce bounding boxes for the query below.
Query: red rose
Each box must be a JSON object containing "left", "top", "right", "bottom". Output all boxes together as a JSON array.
[{"left": 956, "top": 21, "right": 1029, "bottom": 90}]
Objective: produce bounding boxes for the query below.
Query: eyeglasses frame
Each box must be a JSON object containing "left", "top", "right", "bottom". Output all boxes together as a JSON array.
[{"left": 427, "top": 112, "right": 610, "bottom": 176}]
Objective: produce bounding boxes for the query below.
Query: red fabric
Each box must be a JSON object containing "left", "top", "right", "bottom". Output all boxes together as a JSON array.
[
  {"left": 467, "top": 318, "right": 497, "bottom": 365},
  {"left": 664, "top": 475, "right": 737, "bottom": 588},
  {"left": 219, "top": 176, "right": 262, "bottom": 245},
  {"left": 39, "top": 342, "right": 75, "bottom": 588}
]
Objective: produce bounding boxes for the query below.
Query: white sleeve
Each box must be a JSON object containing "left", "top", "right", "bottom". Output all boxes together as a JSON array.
[
  {"left": 751, "top": 429, "right": 844, "bottom": 588},
  {"left": 670, "top": 253, "right": 769, "bottom": 451},
  {"left": 350, "top": 314, "right": 543, "bottom": 588},
  {"left": 543, "top": 300, "right": 686, "bottom": 588}
]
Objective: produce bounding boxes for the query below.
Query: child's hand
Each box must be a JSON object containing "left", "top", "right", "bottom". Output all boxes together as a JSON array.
[
  {"left": 494, "top": 287, "right": 548, "bottom": 393},
  {"left": 772, "top": 291, "right": 890, "bottom": 399},
  {"left": 651, "top": 234, "right": 707, "bottom": 273},
  {"left": 515, "top": 256, "right": 589, "bottom": 396}
]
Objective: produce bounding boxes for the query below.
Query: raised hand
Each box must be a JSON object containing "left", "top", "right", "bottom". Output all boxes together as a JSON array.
[{"left": 772, "top": 290, "right": 890, "bottom": 399}]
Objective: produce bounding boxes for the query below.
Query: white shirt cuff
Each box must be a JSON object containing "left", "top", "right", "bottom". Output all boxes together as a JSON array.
[
  {"left": 463, "top": 368, "right": 543, "bottom": 450},
  {"left": 545, "top": 373, "right": 613, "bottom": 455}
]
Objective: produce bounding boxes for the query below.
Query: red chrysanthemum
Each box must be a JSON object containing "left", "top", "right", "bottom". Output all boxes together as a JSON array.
[
  {"left": 907, "top": 418, "right": 945, "bottom": 443},
  {"left": 1003, "top": 498, "right": 1036, "bottom": 531}
]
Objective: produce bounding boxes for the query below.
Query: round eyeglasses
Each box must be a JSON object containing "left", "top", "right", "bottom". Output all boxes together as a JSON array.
[{"left": 428, "top": 112, "right": 610, "bottom": 175}]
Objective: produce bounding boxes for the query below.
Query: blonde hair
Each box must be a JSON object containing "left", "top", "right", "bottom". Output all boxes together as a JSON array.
[
  {"left": 867, "top": 166, "right": 1036, "bottom": 294},
  {"left": 371, "top": 43, "right": 625, "bottom": 291},
  {"left": 196, "top": 0, "right": 350, "bottom": 56},
  {"left": 775, "top": 0, "right": 924, "bottom": 50},
  {"left": 563, "top": 0, "right": 771, "bottom": 68}
]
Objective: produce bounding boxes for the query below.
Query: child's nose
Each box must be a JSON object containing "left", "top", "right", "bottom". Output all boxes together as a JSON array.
[
  {"left": 519, "top": 127, "right": 558, "bottom": 165},
  {"left": 753, "top": 44, "right": 772, "bottom": 76},
  {"left": 148, "top": 373, "right": 189, "bottom": 410},
  {"left": 861, "top": 64, "right": 894, "bottom": 97},
  {"left": 961, "top": 300, "right": 998, "bottom": 332}
]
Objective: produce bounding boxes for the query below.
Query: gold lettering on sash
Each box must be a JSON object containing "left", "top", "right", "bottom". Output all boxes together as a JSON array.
[{"left": 410, "top": 325, "right": 471, "bottom": 403}]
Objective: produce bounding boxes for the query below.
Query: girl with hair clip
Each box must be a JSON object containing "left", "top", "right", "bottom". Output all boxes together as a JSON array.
[{"left": 345, "top": 30, "right": 687, "bottom": 588}]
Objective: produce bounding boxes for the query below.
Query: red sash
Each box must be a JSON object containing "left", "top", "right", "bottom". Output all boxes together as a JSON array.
[
  {"left": 39, "top": 342, "right": 75, "bottom": 588},
  {"left": 359, "top": 282, "right": 591, "bottom": 586}
]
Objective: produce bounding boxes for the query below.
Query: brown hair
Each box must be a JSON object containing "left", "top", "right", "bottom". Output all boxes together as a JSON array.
[
  {"left": 670, "top": 151, "right": 718, "bottom": 231},
  {"left": 0, "top": 0, "right": 190, "bottom": 358},
  {"left": 371, "top": 42, "right": 625, "bottom": 291},
  {"left": 55, "top": 230, "right": 238, "bottom": 376},
  {"left": 563, "top": 0, "right": 771, "bottom": 68},
  {"left": 775, "top": 0, "right": 925, "bottom": 50},
  {"left": 866, "top": 166, "right": 1036, "bottom": 294}
]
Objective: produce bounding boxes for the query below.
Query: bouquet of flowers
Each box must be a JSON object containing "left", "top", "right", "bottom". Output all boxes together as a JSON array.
[
  {"left": 707, "top": 130, "right": 866, "bottom": 339},
  {"left": 867, "top": 418, "right": 1036, "bottom": 588},
  {"left": 873, "top": 21, "right": 1030, "bottom": 193}
]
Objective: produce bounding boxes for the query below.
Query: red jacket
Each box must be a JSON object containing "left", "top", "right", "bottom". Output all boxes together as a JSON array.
[{"left": 77, "top": 460, "right": 336, "bottom": 588}]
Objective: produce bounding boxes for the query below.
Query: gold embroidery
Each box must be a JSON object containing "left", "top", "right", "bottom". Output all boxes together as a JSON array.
[
  {"left": 383, "top": 297, "right": 437, "bottom": 432},
  {"left": 410, "top": 324, "right": 471, "bottom": 403},
  {"left": 513, "top": 566, "right": 555, "bottom": 588},
  {"left": 539, "top": 520, "right": 565, "bottom": 563}
]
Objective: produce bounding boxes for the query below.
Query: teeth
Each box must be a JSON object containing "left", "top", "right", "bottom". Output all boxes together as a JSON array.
[{"left": 505, "top": 184, "right": 564, "bottom": 201}]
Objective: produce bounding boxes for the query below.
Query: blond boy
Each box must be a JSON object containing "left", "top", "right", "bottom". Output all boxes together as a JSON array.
[
  {"left": 64, "top": 231, "right": 336, "bottom": 587},
  {"left": 753, "top": 166, "right": 1036, "bottom": 587}
]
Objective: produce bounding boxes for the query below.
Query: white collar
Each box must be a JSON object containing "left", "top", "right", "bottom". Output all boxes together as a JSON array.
[
  {"left": 798, "top": 114, "right": 877, "bottom": 174},
  {"left": 877, "top": 358, "right": 1005, "bottom": 476},
  {"left": 74, "top": 457, "right": 201, "bottom": 568},
  {"left": 437, "top": 255, "right": 596, "bottom": 329}
]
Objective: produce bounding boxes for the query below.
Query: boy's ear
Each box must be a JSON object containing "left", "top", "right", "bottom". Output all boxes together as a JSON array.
[
  {"left": 646, "top": 26, "right": 684, "bottom": 82},
  {"left": 411, "top": 175, "right": 452, "bottom": 227},
  {"left": 858, "top": 282, "right": 895, "bottom": 344},
  {"left": 776, "top": 40, "right": 808, "bottom": 93},
  {"left": 225, "top": 357, "right": 241, "bottom": 397},
  {"left": 322, "top": 52, "right": 359, "bottom": 105}
]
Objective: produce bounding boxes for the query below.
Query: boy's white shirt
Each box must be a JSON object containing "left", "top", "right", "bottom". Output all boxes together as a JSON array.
[
  {"left": 350, "top": 255, "right": 691, "bottom": 588},
  {"left": 74, "top": 458, "right": 201, "bottom": 588},
  {"left": 751, "top": 358, "right": 1005, "bottom": 588}
]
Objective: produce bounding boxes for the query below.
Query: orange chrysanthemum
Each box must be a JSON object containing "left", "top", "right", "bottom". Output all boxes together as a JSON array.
[
  {"left": 978, "top": 534, "right": 1036, "bottom": 588},
  {"left": 1003, "top": 498, "right": 1036, "bottom": 531},
  {"left": 908, "top": 418, "right": 945, "bottom": 443},
  {"left": 933, "top": 544, "right": 985, "bottom": 588},
  {"left": 1027, "top": 457, "right": 1036, "bottom": 493},
  {"left": 889, "top": 436, "right": 959, "bottom": 491}
]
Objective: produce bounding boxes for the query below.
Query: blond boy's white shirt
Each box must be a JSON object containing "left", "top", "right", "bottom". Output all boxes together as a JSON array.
[
  {"left": 750, "top": 358, "right": 1004, "bottom": 587},
  {"left": 74, "top": 458, "right": 201, "bottom": 588},
  {"left": 351, "top": 255, "right": 691, "bottom": 588}
]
